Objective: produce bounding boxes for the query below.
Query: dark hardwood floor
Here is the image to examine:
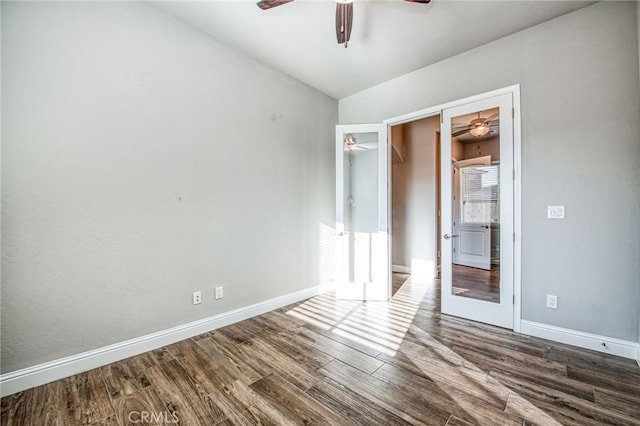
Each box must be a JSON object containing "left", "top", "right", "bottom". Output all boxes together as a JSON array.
[
  {"left": 452, "top": 264, "right": 500, "bottom": 303},
  {"left": 2, "top": 275, "right": 639, "bottom": 425}
]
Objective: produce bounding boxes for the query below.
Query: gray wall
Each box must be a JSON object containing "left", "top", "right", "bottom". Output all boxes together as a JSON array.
[
  {"left": 340, "top": 1, "right": 640, "bottom": 342},
  {"left": 1, "top": 2, "right": 337, "bottom": 373},
  {"left": 391, "top": 117, "right": 439, "bottom": 283}
]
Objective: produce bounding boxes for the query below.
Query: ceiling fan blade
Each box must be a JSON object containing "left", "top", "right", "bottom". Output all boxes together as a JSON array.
[
  {"left": 404, "top": 0, "right": 431, "bottom": 3},
  {"left": 452, "top": 124, "right": 470, "bottom": 131},
  {"left": 336, "top": 2, "right": 353, "bottom": 47},
  {"left": 452, "top": 128, "right": 470, "bottom": 137},
  {"left": 358, "top": 142, "right": 378, "bottom": 150},
  {"left": 486, "top": 112, "right": 499, "bottom": 121},
  {"left": 257, "top": 0, "right": 294, "bottom": 10}
]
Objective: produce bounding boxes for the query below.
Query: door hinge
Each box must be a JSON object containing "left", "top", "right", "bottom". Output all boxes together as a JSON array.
[
  {"left": 512, "top": 170, "right": 515, "bottom": 180},
  {"left": 512, "top": 108, "right": 515, "bottom": 118},
  {"left": 513, "top": 294, "right": 515, "bottom": 304},
  {"left": 513, "top": 232, "right": 516, "bottom": 242}
]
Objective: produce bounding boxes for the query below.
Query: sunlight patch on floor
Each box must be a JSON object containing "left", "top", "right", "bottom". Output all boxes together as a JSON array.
[{"left": 285, "top": 275, "right": 428, "bottom": 356}]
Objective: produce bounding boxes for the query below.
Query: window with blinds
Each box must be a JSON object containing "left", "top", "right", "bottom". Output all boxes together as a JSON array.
[{"left": 460, "top": 165, "right": 499, "bottom": 224}]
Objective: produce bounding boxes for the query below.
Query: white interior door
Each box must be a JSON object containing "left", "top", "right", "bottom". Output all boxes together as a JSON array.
[
  {"left": 336, "top": 124, "right": 390, "bottom": 301},
  {"left": 453, "top": 156, "right": 492, "bottom": 270},
  {"left": 441, "top": 94, "right": 514, "bottom": 328}
]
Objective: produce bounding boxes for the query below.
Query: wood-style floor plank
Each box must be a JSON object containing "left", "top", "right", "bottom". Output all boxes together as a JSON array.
[
  {"left": 0, "top": 382, "right": 64, "bottom": 426},
  {"left": 3, "top": 273, "right": 640, "bottom": 426},
  {"left": 144, "top": 359, "right": 227, "bottom": 425},
  {"left": 240, "top": 334, "right": 326, "bottom": 391},
  {"left": 295, "top": 328, "right": 383, "bottom": 374},
  {"left": 111, "top": 386, "right": 168, "bottom": 426},
  {"left": 593, "top": 387, "right": 640, "bottom": 419},
  {"left": 495, "top": 369, "right": 640, "bottom": 425},
  {"left": 215, "top": 379, "right": 294, "bottom": 426},
  {"left": 254, "top": 328, "right": 334, "bottom": 371},
  {"left": 319, "top": 359, "right": 449, "bottom": 425},
  {"left": 372, "top": 361, "right": 523, "bottom": 426},
  {"left": 249, "top": 372, "right": 346, "bottom": 425},
  {"left": 62, "top": 369, "right": 114, "bottom": 425},
  {"left": 204, "top": 331, "right": 273, "bottom": 385},
  {"left": 306, "top": 377, "right": 411, "bottom": 425},
  {"left": 451, "top": 345, "right": 596, "bottom": 402},
  {"left": 165, "top": 338, "right": 239, "bottom": 394}
]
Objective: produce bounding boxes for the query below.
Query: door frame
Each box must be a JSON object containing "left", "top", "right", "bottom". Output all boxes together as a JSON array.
[{"left": 383, "top": 85, "right": 522, "bottom": 332}]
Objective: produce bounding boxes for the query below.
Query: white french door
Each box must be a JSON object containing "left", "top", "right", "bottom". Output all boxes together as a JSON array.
[
  {"left": 335, "top": 124, "right": 390, "bottom": 301},
  {"left": 441, "top": 93, "right": 514, "bottom": 328}
]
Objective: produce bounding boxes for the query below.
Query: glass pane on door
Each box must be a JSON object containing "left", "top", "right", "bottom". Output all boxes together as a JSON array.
[
  {"left": 341, "top": 132, "right": 379, "bottom": 286},
  {"left": 450, "top": 108, "right": 501, "bottom": 303},
  {"left": 336, "top": 123, "right": 389, "bottom": 302},
  {"left": 440, "top": 91, "right": 514, "bottom": 329}
]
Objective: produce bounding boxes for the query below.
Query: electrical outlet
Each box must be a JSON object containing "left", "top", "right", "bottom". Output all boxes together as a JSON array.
[
  {"left": 193, "top": 291, "right": 202, "bottom": 305},
  {"left": 215, "top": 286, "right": 223, "bottom": 300},
  {"left": 546, "top": 294, "right": 557, "bottom": 309}
]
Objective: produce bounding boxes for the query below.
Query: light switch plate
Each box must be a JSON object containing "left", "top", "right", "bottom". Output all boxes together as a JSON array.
[{"left": 547, "top": 205, "right": 565, "bottom": 219}]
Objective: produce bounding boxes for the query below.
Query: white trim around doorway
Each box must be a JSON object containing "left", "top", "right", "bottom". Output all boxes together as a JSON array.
[{"left": 383, "top": 84, "right": 522, "bottom": 333}]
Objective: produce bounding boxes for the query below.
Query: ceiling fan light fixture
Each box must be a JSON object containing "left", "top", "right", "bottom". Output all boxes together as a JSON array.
[
  {"left": 469, "top": 126, "right": 490, "bottom": 137},
  {"left": 469, "top": 116, "right": 490, "bottom": 137},
  {"left": 344, "top": 134, "right": 357, "bottom": 150}
]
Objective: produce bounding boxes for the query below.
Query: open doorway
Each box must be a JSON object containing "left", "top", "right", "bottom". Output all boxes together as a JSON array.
[{"left": 389, "top": 116, "right": 440, "bottom": 296}]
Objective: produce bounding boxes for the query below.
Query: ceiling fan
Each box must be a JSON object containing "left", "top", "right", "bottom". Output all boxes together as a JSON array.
[
  {"left": 257, "top": 0, "right": 432, "bottom": 48},
  {"left": 343, "top": 134, "right": 378, "bottom": 151},
  {"left": 452, "top": 112, "right": 499, "bottom": 138},
  {"left": 344, "top": 134, "right": 365, "bottom": 151}
]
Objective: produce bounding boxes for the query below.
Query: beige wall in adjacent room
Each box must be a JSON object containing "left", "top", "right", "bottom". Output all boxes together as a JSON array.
[{"left": 391, "top": 116, "right": 440, "bottom": 283}]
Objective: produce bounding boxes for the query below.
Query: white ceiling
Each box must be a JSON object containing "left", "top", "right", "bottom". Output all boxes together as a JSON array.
[{"left": 153, "top": 0, "right": 595, "bottom": 99}]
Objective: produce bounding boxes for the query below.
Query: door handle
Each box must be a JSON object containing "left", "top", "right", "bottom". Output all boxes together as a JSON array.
[{"left": 443, "top": 234, "right": 459, "bottom": 240}]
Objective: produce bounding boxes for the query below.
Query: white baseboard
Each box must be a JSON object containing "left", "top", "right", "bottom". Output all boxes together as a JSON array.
[
  {"left": 520, "top": 320, "right": 639, "bottom": 361},
  {"left": 392, "top": 264, "right": 411, "bottom": 273},
  {"left": 0, "top": 284, "right": 334, "bottom": 397}
]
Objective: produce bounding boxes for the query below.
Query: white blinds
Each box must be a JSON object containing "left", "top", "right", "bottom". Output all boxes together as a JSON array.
[{"left": 461, "top": 165, "right": 499, "bottom": 224}]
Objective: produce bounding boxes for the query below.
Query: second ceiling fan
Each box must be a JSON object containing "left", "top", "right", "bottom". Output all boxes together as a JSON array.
[
  {"left": 452, "top": 111, "right": 500, "bottom": 138},
  {"left": 257, "top": 0, "right": 431, "bottom": 47}
]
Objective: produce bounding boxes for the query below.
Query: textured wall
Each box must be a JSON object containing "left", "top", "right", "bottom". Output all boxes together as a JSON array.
[
  {"left": 340, "top": 2, "right": 640, "bottom": 342},
  {"left": 1, "top": 2, "right": 337, "bottom": 373}
]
